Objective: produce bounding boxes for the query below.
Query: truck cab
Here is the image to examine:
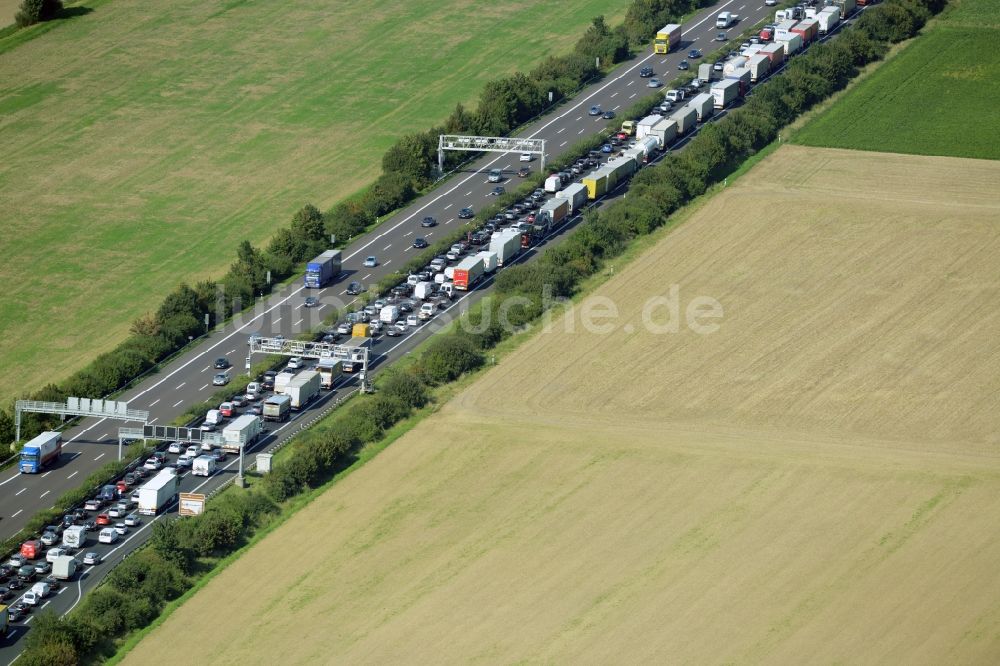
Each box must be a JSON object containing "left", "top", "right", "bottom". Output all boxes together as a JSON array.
[
  {"left": 716, "top": 11, "right": 738, "bottom": 28},
  {"left": 620, "top": 120, "right": 636, "bottom": 136}
]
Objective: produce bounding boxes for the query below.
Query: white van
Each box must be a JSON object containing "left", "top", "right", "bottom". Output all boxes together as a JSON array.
[
  {"left": 245, "top": 382, "right": 261, "bottom": 400},
  {"left": 201, "top": 409, "right": 223, "bottom": 431},
  {"left": 419, "top": 303, "right": 435, "bottom": 320},
  {"left": 192, "top": 455, "right": 217, "bottom": 477},
  {"left": 24, "top": 581, "right": 51, "bottom": 605},
  {"left": 98, "top": 527, "right": 118, "bottom": 544}
]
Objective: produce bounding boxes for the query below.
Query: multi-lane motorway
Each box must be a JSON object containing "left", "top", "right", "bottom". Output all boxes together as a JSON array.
[{"left": 1, "top": 1, "right": 783, "bottom": 653}]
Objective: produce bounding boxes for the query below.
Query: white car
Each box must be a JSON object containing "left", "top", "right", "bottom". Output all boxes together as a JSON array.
[
  {"left": 406, "top": 314, "right": 419, "bottom": 327},
  {"left": 45, "top": 547, "right": 68, "bottom": 563},
  {"left": 394, "top": 321, "right": 408, "bottom": 332},
  {"left": 519, "top": 152, "right": 532, "bottom": 162},
  {"left": 124, "top": 513, "right": 141, "bottom": 527},
  {"left": 176, "top": 455, "right": 193, "bottom": 470},
  {"left": 245, "top": 382, "right": 261, "bottom": 400},
  {"left": 98, "top": 528, "right": 119, "bottom": 544},
  {"left": 143, "top": 457, "right": 162, "bottom": 471},
  {"left": 114, "top": 522, "right": 129, "bottom": 536},
  {"left": 363, "top": 256, "right": 378, "bottom": 267},
  {"left": 287, "top": 357, "right": 302, "bottom": 370},
  {"left": 107, "top": 505, "right": 125, "bottom": 518},
  {"left": 130, "top": 490, "right": 141, "bottom": 504},
  {"left": 186, "top": 445, "right": 199, "bottom": 458},
  {"left": 82, "top": 552, "right": 102, "bottom": 565},
  {"left": 337, "top": 323, "right": 351, "bottom": 335},
  {"left": 167, "top": 442, "right": 182, "bottom": 454}
]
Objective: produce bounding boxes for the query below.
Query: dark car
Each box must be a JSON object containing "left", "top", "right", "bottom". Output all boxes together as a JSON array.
[
  {"left": 230, "top": 394, "right": 247, "bottom": 408},
  {"left": 261, "top": 371, "right": 277, "bottom": 390},
  {"left": 17, "top": 564, "right": 35, "bottom": 581},
  {"left": 346, "top": 281, "right": 363, "bottom": 295},
  {"left": 213, "top": 357, "right": 229, "bottom": 369},
  {"left": 457, "top": 207, "right": 475, "bottom": 219},
  {"left": 601, "top": 144, "right": 613, "bottom": 153},
  {"left": 517, "top": 166, "right": 531, "bottom": 177},
  {"left": 303, "top": 296, "right": 319, "bottom": 308},
  {"left": 421, "top": 216, "right": 437, "bottom": 227},
  {"left": 0, "top": 586, "right": 10, "bottom": 601},
  {"left": 678, "top": 59, "right": 689, "bottom": 70},
  {"left": 413, "top": 237, "right": 429, "bottom": 249},
  {"left": 398, "top": 301, "right": 414, "bottom": 313},
  {"left": 588, "top": 105, "right": 602, "bottom": 116},
  {"left": 489, "top": 186, "right": 505, "bottom": 196},
  {"left": 62, "top": 513, "right": 76, "bottom": 528},
  {"left": 639, "top": 66, "right": 654, "bottom": 77},
  {"left": 688, "top": 48, "right": 702, "bottom": 58},
  {"left": 601, "top": 110, "right": 616, "bottom": 119},
  {"left": 8, "top": 578, "right": 26, "bottom": 591},
  {"left": 245, "top": 403, "right": 263, "bottom": 416},
  {"left": 7, "top": 604, "right": 25, "bottom": 622}
]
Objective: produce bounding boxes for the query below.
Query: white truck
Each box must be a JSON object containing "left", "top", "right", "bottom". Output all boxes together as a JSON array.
[
  {"left": 414, "top": 281, "right": 436, "bottom": 300},
  {"left": 192, "top": 455, "right": 217, "bottom": 477},
  {"left": 488, "top": 228, "right": 522, "bottom": 267},
  {"left": 273, "top": 371, "right": 295, "bottom": 394},
  {"left": 316, "top": 358, "right": 342, "bottom": 390},
  {"left": 263, "top": 394, "right": 292, "bottom": 421},
  {"left": 476, "top": 251, "right": 499, "bottom": 273},
  {"left": 649, "top": 117, "right": 678, "bottom": 148},
  {"left": 379, "top": 304, "right": 400, "bottom": 323},
  {"left": 716, "top": 11, "right": 738, "bottom": 28},
  {"left": 222, "top": 414, "right": 264, "bottom": 452},
  {"left": 138, "top": 469, "right": 179, "bottom": 515},
  {"left": 815, "top": 6, "right": 840, "bottom": 34},
  {"left": 556, "top": 182, "right": 588, "bottom": 214},
  {"left": 51, "top": 555, "right": 77, "bottom": 581},
  {"left": 284, "top": 371, "right": 321, "bottom": 410},
  {"left": 711, "top": 79, "right": 740, "bottom": 109},
  {"left": 635, "top": 114, "right": 664, "bottom": 140},
  {"left": 686, "top": 93, "right": 715, "bottom": 122},
  {"left": 62, "top": 525, "right": 86, "bottom": 549},
  {"left": 544, "top": 173, "right": 563, "bottom": 193}
]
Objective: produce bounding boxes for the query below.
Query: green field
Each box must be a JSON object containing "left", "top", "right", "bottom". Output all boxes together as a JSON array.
[
  {"left": 795, "top": 0, "right": 1000, "bottom": 159},
  {"left": 0, "top": 0, "right": 629, "bottom": 403}
]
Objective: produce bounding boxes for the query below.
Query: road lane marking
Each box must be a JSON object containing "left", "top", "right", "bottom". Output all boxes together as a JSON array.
[
  {"left": 200, "top": 384, "right": 209, "bottom": 391},
  {"left": 613, "top": 105, "right": 621, "bottom": 111},
  {"left": 149, "top": 399, "right": 159, "bottom": 407},
  {"left": 0, "top": 473, "right": 19, "bottom": 487},
  {"left": 404, "top": 231, "right": 413, "bottom": 237},
  {"left": 42, "top": 471, "right": 52, "bottom": 478},
  {"left": 94, "top": 454, "right": 105, "bottom": 461},
  {"left": 40, "top": 490, "right": 49, "bottom": 499},
  {"left": 556, "top": 127, "right": 565, "bottom": 133},
  {"left": 148, "top": 418, "right": 158, "bottom": 424},
  {"left": 175, "top": 382, "right": 185, "bottom": 390},
  {"left": 404, "top": 246, "right": 412, "bottom": 252},
  {"left": 383, "top": 260, "right": 392, "bottom": 266},
  {"left": 295, "top": 303, "right": 303, "bottom": 310},
  {"left": 363, "top": 273, "right": 372, "bottom": 280},
  {"left": 383, "top": 244, "right": 392, "bottom": 251},
  {"left": 575, "top": 116, "right": 583, "bottom": 121},
  {"left": 295, "top": 318, "right": 303, "bottom": 326},
  {"left": 627, "top": 80, "right": 635, "bottom": 86},
  {"left": 560, "top": 141, "right": 568, "bottom": 147},
  {"left": 11, "top": 509, "right": 22, "bottom": 517},
  {"left": 273, "top": 317, "right": 281, "bottom": 323},
  {"left": 611, "top": 91, "right": 619, "bottom": 97},
  {"left": 172, "top": 400, "right": 184, "bottom": 408},
  {"left": 97, "top": 432, "right": 108, "bottom": 440},
  {"left": 578, "top": 128, "right": 585, "bottom": 134},
  {"left": 15, "top": 487, "right": 26, "bottom": 496},
  {"left": 68, "top": 471, "right": 78, "bottom": 480},
  {"left": 629, "top": 93, "right": 637, "bottom": 99}
]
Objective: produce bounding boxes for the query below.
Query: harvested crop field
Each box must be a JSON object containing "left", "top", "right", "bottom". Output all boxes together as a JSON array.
[{"left": 123, "top": 146, "right": 1000, "bottom": 665}]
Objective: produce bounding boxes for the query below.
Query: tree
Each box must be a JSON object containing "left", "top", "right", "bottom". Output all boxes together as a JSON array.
[{"left": 15, "top": 0, "right": 62, "bottom": 27}]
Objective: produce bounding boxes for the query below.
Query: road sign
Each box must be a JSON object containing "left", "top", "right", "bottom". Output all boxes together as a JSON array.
[{"left": 179, "top": 493, "right": 206, "bottom": 516}]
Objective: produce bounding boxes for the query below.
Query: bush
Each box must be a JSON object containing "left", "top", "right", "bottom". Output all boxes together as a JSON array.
[
  {"left": 418, "top": 335, "right": 484, "bottom": 384},
  {"left": 14, "top": 0, "right": 62, "bottom": 27}
]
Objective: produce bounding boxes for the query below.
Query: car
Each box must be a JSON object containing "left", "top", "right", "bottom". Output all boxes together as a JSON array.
[
  {"left": 601, "top": 110, "right": 616, "bottom": 120},
  {"left": 363, "top": 255, "right": 377, "bottom": 267},
  {"left": 130, "top": 490, "right": 141, "bottom": 504},
  {"left": 96, "top": 513, "right": 112, "bottom": 526},
  {"left": 385, "top": 326, "right": 402, "bottom": 337},
  {"left": 219, "top": 402, "right": 234, "bottom": 418},
  {"left": 639, "top": 66, "right": 654, "bottom": 78},
  {"left": 167, "top": 442, "right": 183, "bottom": 455},
  {"left": 409, "top": 236, "right": 428, "bottom": 250},
  {"left": 487, "top": 168, "right": 503, "bottom": 183},
  {"left": 588, "top": 105, "right": 602, "bottom": 116},
  {"left": 42, "top": 576, "right": 60, "bottom": 591},
  {"left": 245, "top": 403, "right": 263, "bottom": 416},
  {"left": 689, "top": 78, "right": 706, "bottom": 89},
  {"left": 688, "top": 48, "right": 702, "bottom": 59},
  {"left": 107, "top": 505, "right": 124, "bottom": 518},
  {"left": 213, "top": 357, "right": 229, "bottom": 369},
  {"left": 6, "top": 555, "right": 25, "bottom": 570},
  {"left": 212, "top": 371, "right": 231, "bottom": 386},
  {"left": 346, "top": 281, "right": 363, "bottom": 295},
  {"left": 287, "top": 356, "right": 303, "bottom": 370},
  {"left": 678, "top": 59, "right": 689, "bottom": 70},
  {"left": 17, "top": 564, "right": 35, "bottom": 580},
  {"left": 176, "top": 454, "right": 193, "bottom": 470},
  {"left": 445, "top": 250, "right": 461, "bottom": 262},
  {"left": 98, "top": 528, "right": 118, "bottom": 544},
  {"left": 7, "top": 605, "right": 25, "bottom": 622},
  {"left": 647, "top": 78, "right": 663, "bottom": 88},
  {"left": 208, "top": 449, "right": 225, "bottom": 463},
  {"left": 0, "top": 586, "right": 10, "bottom": 601},
  {"left": 335, "top": 322, "right": 351, "bottom": 336},
  {"left": 61, "top": 514, "right": 75, "bottom": 529},
  {"left": 114, "top": 522, "right": 129, "bottom": 536},
  {"left": 124, "top": 513, "right": 141, "bottom": 527},
  {"left": 421, "top": 216, "right": 437, "bottom": 227},
  {"left": 82, "top": 552, "right": 102, "bottom": 565},
  {"left": 186, "top": 445, "right": 199, "bottom": 458},
  {"left": 716, "top": 31, "right": 727, "bottom": 41},
  {"left": 394, "top": 320, "right": 408, "bottom": 333},
  {"left": 40, "top": 531, "right": 58, "bottom": 546},
  {"left": 123, "top": 472, "right": 137, "bottom": 486},
  {"left": 406, "top": 314, "right": 420, "bottom": 327},
  {"left": 489, "top": 186, "right": 505, "bottom": 196},
  {"left": 33, "top": 561, "right": 51, "bottom": 575},
  {"left": 601, "top": 144, "right": 613, "bottom": 153},
  {"left": 84, "top": 498, "right": 101, "bottom": 511},
  {"left": 519, "top": 152, "right": 532, "bottom": 162},
  {"left": 458, "top": 207, "right": 475, "bottom": 219},
  {"left": 517, "top": 166, "right": 531, "bottom": 177},
  {"left": 45, "top": 547, "right": 67, "bottom": 564},
  {"left": 765, "top": 0, "right": 777, "bottom": 5},
  {"left": 303, "top": 296, "right": 319, "bottom": 308}
]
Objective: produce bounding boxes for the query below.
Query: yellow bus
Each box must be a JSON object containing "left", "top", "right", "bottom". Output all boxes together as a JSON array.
[{"left": 653, "top": 23, "right": 682, "bottom": 54}]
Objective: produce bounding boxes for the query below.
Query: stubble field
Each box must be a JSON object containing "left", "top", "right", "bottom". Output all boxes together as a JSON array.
[
  {"left": 0, "top": 0, "right": 629, "bottom": 403},
  {"left": 123, "top": 146, "right": 1000, "bottom": 664}
]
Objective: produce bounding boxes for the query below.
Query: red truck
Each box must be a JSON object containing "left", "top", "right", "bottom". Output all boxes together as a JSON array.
[
  {"left": 452, "top": 256, "right": 485, "bottom": 290},
  {"left": 792, "top": 17, "right": 819, "bottom": 44}
]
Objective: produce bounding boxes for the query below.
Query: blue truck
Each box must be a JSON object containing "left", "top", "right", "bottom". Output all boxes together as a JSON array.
[
  {"left": 304, "top": 250, "right": 342, "bottom": 288},
  {"left": 20, "top": 431, "right": 62, "bottom": 473}
]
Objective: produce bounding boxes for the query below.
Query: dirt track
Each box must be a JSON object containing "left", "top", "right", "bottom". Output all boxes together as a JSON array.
[{"left": 123, "top": 146, "right": 1000, "bottom": 664}]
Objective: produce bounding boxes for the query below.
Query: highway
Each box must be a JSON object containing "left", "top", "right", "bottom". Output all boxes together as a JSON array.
[
  {"left": 0, "top": 0, "right": 778, "bottom": 541},
  {"left": 0, "top": 1, "right": 875, "bottom": 658}
]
